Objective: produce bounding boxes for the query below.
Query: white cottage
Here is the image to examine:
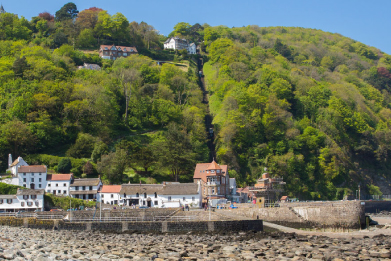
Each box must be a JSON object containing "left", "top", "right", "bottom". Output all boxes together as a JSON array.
[
  {"left": 70, "top": 178, "right": 102, "bottom": 200},
  {"left": 119, "top": 183, "right": 201, "bottom": 208},
  {"left": 0, "top": 189, "right": 44, "bottom": 212},
  {"left": 7, "top": 155, "right": 28, "bottom": 175},
  {"left": 46, "top": 174, "right": 73, "bottom": 196},
  {"left": 98, "top": 185, "right": 122, "bottom": 205}
]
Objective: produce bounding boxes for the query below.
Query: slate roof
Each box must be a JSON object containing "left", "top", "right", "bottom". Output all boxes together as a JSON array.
[
  {"left": 100, "top": 185, "right": 122, "bottom": 193},
  {"left": 0, "top": 195, "right": 17, "bottom": 199},
  {"left": 18, "top": 165, "right": 46, "bottom": 173},
  {"left": 99, "top": 45, "right": 138, "bottom": 53},
  {"left": 47, "top": 174, "right": 73, "bottom": 181},
  {"left": 120, "top": 183, "right": 198, "bottom": 195},
  {"left": 193, "top": 162, "right": 228, "bottom": 182},
  {"left": 17, "top": 189, "right": 45, "bottom": 195},
  {"left": 71, "top": 178, "right": 100, "bottom": 187}
]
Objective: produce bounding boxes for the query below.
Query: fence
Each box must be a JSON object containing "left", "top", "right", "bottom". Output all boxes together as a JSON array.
[
  {"left": 153, "top": 216, "right": 195, "bottom": 221},
  {"left": 65, "top": 216, "right": 140, "bottom": 222}
]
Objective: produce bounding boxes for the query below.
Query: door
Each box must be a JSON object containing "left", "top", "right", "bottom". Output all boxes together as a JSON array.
[
  {"left": 53, "top": 190, "right": 56, "bottom": 195},
  {"left": 147, "top": 199, "right": 151, "bottom": 207},
  {"left": 30, "top": 183, "right": 35, "bottom": 189}
]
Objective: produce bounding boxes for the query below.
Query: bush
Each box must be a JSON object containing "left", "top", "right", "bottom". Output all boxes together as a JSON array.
[
  {"left": 0, "top": 183, "right": 25, "bottom": 194},
  {"left": 44, "top": 194, "right": 96, "bottom": 210}
]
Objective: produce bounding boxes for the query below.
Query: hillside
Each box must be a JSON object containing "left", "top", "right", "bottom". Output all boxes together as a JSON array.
[
  {"left": 1, "top": 4, "right": 391, "bottom": 199},
  {"left": 201, "top": 26, "right": 391, "bottom": 199}
]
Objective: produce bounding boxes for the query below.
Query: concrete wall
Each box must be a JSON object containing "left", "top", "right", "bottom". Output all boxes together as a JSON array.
[
  {"left": 0, "top": 217, "right": 263, "bottom": 233},
  {"left": 218, "top": 201, "right": 365, "bottom": 229}
]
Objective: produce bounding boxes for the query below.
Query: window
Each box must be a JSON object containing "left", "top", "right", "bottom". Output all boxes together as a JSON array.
[
  {"left": 63, "top": 190, "right": 66, "bottom": 194},
  {"left": 39, "top": 178, "right": 42, "bottom": 182},
  {"left": 23, "top": 173, "right": 26, "bottom": 176},
  {"left": 0, "top": 199, "right": 3, "bottom": 204},
  {"left": 39, "top": 184, "right": 41, "bottom": 188},
  {"left": 7, "top": 199, "right": 12, "bottom": 204},
  {"left": 144, "top": 193, "right": 147, "bottom": 198},
  {"left": 123, "top": 53, "right": 127, "bottom": 56},
  {"left": 64, "top": 183, "right": 66, "bottom": 187},
  {"left": 82, "top": 186, "right": 86, "bottom": 190},
  {"left": 76, "top": 187, "right": 79, "bottom": 191},
  {"left": 58, "top": 190, "right": 61, "bottom": 194},
  {"left": 136, "top": 193, "right": 139, "bottom": 197},
  {"left": 89, "top": 186, "right": 92, "bottom": 191},
  {"left": 39, "top": 173, "right": 41, "bottom": 175},
  {"left": 56, "top": 183, "right": 58, "bottom": 187},
  {"left": 154, "top": 192, "right": 157, "bottom": 198},
  {"left": 114, "top": 200, "right": 118, "bottom": 205},
  {"left": 23, "top": 195, "right": 29, "bottom": 200},
  {"left": 123, "top": 193, "right": 126, "bottom": 198},
  {"left": 168, "top": 196, "right": 171, "bottom": 201},
  {"left": 31, "top": 178, "right": 34, "bottom": 182},
  {"left": 23, "top": 184, "right": 26, "bottom": 188},
  {"left": 101, "top": 194, "right": 104, "bottom": 198},
  {"left": 27, "top": 202, "right": 33, "bottom": 206},
  {"left": 31, "top": 173, "right": 34, "bottom": 176},
  {"left": 154, "top": 201, "right": 158, "bottom": 205},
  {"left": 35, "top": 201, "right": 39, "bottom": 207},
  {"left": 48, "top": 183, "right": 51, "bottom": 187},
  {"left": 183, "top": 197, "right": 186, "bottom": 201},
  {"left": 111, "top": 194, "right": 114, "bottom": 198},
  {"left": 23, "top": 178, "right": 26, "bottom": 182},
  {"left": 31, "top": 195, "right": 37, "bottom": 200},
  {"left": 47, "top": 190, "right": 50, "bottom": 193},
  {"left": 21, "top": 202, "right": 24, "bottom": 207},
  {"left": 143, "top": 201, "right": 146, "bottom": 205},
  {"left": 192, "top": 197, "right": 195, "bottom": 201}
]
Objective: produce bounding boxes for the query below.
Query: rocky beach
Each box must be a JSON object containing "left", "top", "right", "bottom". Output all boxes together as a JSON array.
[{"left": 1, "top": 223, "right": 391, "bottom": 261}]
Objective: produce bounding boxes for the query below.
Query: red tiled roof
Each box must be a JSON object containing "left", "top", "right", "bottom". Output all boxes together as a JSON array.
[
  {"left": 206, "top": 160, "right": 222, "bottom": 170},
  {"left": 18, "top": 165, "right": 46, "bottom": 173},
  {"left": 281, "top": 196, "right": 289, "bottom": 200},
  {"left": 100, "top": 185, "right": 122, "bottom": 193},
  {"left": 47, "top": 174, "right": 72, "bottom": 181},
  {"left": 193, "top": 162, "right": 228, "bottom": 182}
]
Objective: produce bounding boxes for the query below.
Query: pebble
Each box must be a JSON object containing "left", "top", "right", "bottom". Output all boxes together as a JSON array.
[{"left": 1, "top": 226, "right": 391, "bottom": 260}]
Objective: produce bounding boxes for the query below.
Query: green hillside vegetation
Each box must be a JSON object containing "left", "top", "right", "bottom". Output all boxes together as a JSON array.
[
  {"left": 201, "top": 26, "right": 391, "bottom": 199},
  {"left": 1, "top": 4, "right": 391, "bottom": 200}
]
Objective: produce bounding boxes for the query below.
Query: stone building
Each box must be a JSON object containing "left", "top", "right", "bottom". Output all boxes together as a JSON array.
[
  {"left": 70, "top": 178, "right": 102, "bottom": 200},
  {"left": 99, "top": 45, "right": 138, "bottom": 60},
  {"left": 249, "top": 173, "right": 285, "bottom": 207},
  {"left": 193, "top": 160, "right": 231, "bottom": 204},
  {"left": 0, "top": 189, "right": 44, "bottom": 212}
]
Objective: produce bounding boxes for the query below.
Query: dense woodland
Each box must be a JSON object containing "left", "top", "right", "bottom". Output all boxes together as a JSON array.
[{"left": 1, "top": 3, "right": 391, "bottom": 200}]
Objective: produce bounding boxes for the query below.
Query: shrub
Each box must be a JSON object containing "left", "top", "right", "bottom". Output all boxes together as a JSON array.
[{"left": 57, "top": 158, "right": 72, "bottom": 174}]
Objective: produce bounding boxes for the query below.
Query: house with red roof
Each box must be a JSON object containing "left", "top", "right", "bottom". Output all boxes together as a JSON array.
[
  {"left": 98, "top": 185, "right": 122, "bottom": 205},
  {"left": 193, "top": 160, "right": 230, "bottom": 203},
  {"left": 46, "top": 174, "right": 73, "bottom": 196},
  {"left": 99, "top": 45, "right": 138, "bottom": 60}
]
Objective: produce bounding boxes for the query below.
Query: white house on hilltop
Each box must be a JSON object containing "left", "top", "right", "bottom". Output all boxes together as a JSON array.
[
  {"left": 0, "top": 189, "right": 44, "bottom": 212},
  {"left": 164, "top": 37, "right": 197, "bottom": 54},
  {"left": 7, "top": 154, "right": 28, "bottom": 175}
]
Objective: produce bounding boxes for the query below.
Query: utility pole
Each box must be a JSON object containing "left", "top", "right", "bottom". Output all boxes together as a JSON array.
[
  {"left": 100, "top": 198, "right": 102, "bottom": 222},
  {"left": 70, "top": 199, "right": 71, "bottom": 222},
  {"left": 358, "top": 185, "right": 361, "bottom": 200}
]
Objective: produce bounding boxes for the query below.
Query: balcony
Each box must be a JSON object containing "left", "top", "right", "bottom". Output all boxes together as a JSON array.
[{"left": 206, "top": 181, "right": 220, "bottom": 186}]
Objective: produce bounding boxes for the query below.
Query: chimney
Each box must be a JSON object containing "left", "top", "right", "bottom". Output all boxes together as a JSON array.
[{"left": 8, "top": 154, "right": 12, "bottom": 168}]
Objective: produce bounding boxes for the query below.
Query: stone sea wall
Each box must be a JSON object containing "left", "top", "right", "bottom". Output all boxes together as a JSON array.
[
  {"left": 218, "top": 201, "right": 365, "bottom": 229},
  {"left": 0, "top": 217, "right": 263, "bottom": 233}
]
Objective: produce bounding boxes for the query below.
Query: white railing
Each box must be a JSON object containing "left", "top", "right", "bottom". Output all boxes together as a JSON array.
[
  {"left": 0, "top": 212, "right": 16, "bottom": 217},
  {"left": 207, "top": 181, "right": 220, "bottom": 185},
  {"left": 37, "top": 215, "right": 65, "bottom": 220},
  {"left": 66, "top": 217, "right": 140, "bottom": 222},
  {"left": 153, "top": 216, "right": 195, "bottom": 221},
  {"left": 16, "top": 213, "right": 37, "bottom": 218}
]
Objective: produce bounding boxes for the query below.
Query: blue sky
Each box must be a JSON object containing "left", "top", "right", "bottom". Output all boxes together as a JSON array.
[{"left": 3, "top": 0, "right": 391, "bottom": 54}]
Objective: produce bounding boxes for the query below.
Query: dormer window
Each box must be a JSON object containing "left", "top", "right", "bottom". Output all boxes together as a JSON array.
[
  {"left": 123, "top": 48, "right": 126, "bottom": 51},
  {"left": 104, "top": 47, "right": 108, "bottom": 50}
]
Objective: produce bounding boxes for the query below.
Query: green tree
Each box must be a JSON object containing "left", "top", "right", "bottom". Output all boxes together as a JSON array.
[
  {"left": 97, "top": 149, "right": 128, "bottom": 184},
  {"left": 57, "top": 158, "right": 72, "bottom": 173},
  {"left": 55, "top": 2, "right": 79, "bottom": 21}
]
